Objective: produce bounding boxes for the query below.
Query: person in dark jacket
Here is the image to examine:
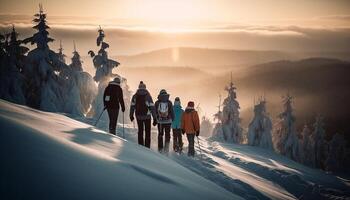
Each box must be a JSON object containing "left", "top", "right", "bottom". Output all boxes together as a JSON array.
[
  {"left": 130, "top": 81, "right": 157, "bottom": 148},
  {"left": 155, "top": 89, "right": 174, "bottom": 154},
  {"left": 103, "top": 77, "right": 125, "bottom": 135}
]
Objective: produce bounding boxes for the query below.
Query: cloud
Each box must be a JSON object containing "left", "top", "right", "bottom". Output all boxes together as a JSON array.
[
  {"left": 1, "top": 15, "right": 350, "bottom": 56},
  {"left": 315, "top": 15, "right": 350, "bottom": 21}
]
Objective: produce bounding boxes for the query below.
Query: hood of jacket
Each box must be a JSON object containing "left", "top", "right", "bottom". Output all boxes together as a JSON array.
[
  {"left": 108, "top": 80, "right": 120, "bottom": 86},
  {"left": 136, "top": 88, "right": 149, "bottom": 96},
  {"left": 157, "top": 93, "right": 170, "bottom": 102},
  {"left": 185, "top": 107, "right": 195, "bottom": 113}
]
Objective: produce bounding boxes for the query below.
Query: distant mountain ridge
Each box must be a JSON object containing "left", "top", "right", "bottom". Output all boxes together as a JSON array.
[{"left": 115, "top": 47, "right": 293, "bottom": 67}]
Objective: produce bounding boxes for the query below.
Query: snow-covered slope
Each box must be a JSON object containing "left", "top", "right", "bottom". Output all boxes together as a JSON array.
[
  {"left": 90, "top": 119, "right": 350, "bottom": 199},
  {"left": 171, "top": 140, "right": 350, "bottom": 199},
  {"left": 1, "top": 99, "right": 349, "bottom": 200},
  {"left": 97, "top": 120, "right": 350, "bottom": 199},
  {"left": 0, "top": 99, "right": 238, "bottom": 200}
]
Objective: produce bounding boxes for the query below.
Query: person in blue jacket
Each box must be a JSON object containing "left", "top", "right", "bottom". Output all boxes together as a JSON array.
[{"left": 172, "top": 97, "right": 184, "bottom": 153}]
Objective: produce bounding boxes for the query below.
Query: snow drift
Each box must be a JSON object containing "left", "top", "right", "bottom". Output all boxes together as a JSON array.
[{"left": 0, "top": 99, "right": 237, "bottom": 200}]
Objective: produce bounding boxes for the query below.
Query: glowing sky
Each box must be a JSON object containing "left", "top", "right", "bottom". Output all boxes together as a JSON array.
[
  {"left": 1, "top": 0, "right": 350, "bottom": 28},
  {"left": 1, "top": 0, "right": 350, "bottom": 56}
]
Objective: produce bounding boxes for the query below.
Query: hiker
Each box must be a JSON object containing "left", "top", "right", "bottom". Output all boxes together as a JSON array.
[
  {"left": 103, "top": 77, "right": 125, "bottom": 135},
  {"left": 181, "top": 101, "right": 200, "bottom": 157},
  {"left": 172, "top": 97, "right": 184, "bottom": 153},
  {"left": 130, "top": 81, "right": 157, "bottom": 148},
  {"left": 155, "top": 89, "right": 174, "bottom": 153}
]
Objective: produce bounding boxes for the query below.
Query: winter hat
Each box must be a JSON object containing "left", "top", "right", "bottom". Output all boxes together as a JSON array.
[
  {"left": 113, "top": 77, "right": 121, "bottom": 84},
  {"left": 187, "top": 101, "right": 194, "bottom": 108},
  {"left": 138, "top": 81, "right": 146, "bottom": 89},
  {"left": 174, "top": 97, "right": 181, "bottom": 106},
  {"left": 159, "top": 89, "right": 167, "bottom": 95}
]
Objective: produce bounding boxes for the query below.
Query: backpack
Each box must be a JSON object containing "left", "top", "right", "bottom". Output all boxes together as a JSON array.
[
  {"left": 135, "top": 94, "right": 149, "bottom": 115},
  {"left": 158, "top": 102, "right": 169, "bottom": 119}
]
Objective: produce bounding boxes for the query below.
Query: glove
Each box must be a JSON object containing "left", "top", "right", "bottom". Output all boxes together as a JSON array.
[
  {"left": 153, "top": 120, "right": 157, "bottom": 126},
  {"left": 130, "top": 115, "right": 134, "bottom": 122},
  {"left": 196, "top": 131, "right": 200, "bottom": 137}
]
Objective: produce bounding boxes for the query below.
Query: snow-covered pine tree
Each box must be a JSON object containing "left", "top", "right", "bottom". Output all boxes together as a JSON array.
[
  {"left": 23, "top": 4, "right": 67, "bottom": 111},
  {"left": 70, "top": 41, "right": 83, "bottom": 72},
  {"left": 218, "top": 75, "right": 244, "bottom": 143},
  {"left": 200, "top": 115, "right": 214, "bottom": 138},
  {"left": 212, "top": 94, "right": 225, "bottom": 140},
  {"left": 300, "top": 124, "right": 315, "bottom": 167},
  {"left": 325, "top": 133, "right": 346, "bottom": 172},
  {"left": 274, "top": 93, "right": 300, "bottom": 161},
  {"left": 247, "top": 99, "right": 274, "bottom": 150},
  {"left": 0, "top": 25, "right": 28, "bottom": 104},
  {"left": 57, "top": 40, "right": 66, "bottom": 64},
  {"left": 68, "top": 41, "right": 97, "bottom": 114},
  {"left": 310, "top": 115, "right": 328, "bottom": 169},
  {"left": 87, "top": 26, "right": 124, "bottom": 121},
  {"left": 88, "top": 26, "right": 119, "bottom": 83},
  {"left": 57, "top": 41, "right": 96, "bottom": 116}
]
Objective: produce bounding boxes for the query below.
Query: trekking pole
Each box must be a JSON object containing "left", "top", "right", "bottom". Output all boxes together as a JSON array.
[
  {"left": 122, "top": 111, "right": 125, "bottom": 139},
  {"left": 94, "top": 107, "right": 106, "bottom": 126},
  {"left": 196, "top": 136, "right": 203, "bottom": 159}
]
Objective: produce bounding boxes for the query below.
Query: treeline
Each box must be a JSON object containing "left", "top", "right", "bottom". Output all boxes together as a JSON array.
[
  {"left": 0, "top": 4, "right": 97, "bottom": 116},
  {"left": 212, "top": 80, "right": 349, "bottom": 174}
]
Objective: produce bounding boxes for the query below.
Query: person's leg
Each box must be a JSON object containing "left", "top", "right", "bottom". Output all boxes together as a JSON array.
[
  {"left": 144, "top": 119, "right": 151, "bottom": 148},
  {"left": 107, "top": 108, "right": 117, "bottom": 135},
  {"left": 137, "top": 119, "right": 144, "bottom": 146},
  {"left": 178, "top": 129, "right": 183, "bottom": 153},
  {"left": 172, "top": 129, "right": 178, "bottom": 152},
  {"left": 158, "top": 124, "right": 164, "bottom": 152},
  {"left": 187, "top": 134, "right": 195, "bottom": 157},
  {"left": 164, "top": 124, "right": 171, "bottom": 153},
  {"left": 107, "top": 108, "right": 113, "bottom": 133},
  {"left": 114, "top": 108, "right": 119, "bottom": 135}
]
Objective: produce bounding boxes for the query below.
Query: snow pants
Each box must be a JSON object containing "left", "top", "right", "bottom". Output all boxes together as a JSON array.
[
  {"left": 107, "top": 108, "right": 119, "bottom": 135},
  {"left": 137, "top": 119, "right": 151, "bottom": 148},
  {"left": 158, "top": 123, "right": 171, "bottom": 153},
  {"left": 186, "top": 134, "right": 195, "bottom": 157},
  {"left": 172, "top": 129, "right": 183, "bottom": 153}
]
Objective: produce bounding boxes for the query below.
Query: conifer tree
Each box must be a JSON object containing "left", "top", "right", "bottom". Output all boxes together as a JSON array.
[
  {"left": 87, "top": 26, "right": 122, "bottom": 120},
  {"left": 70, "top": 41, "right": 83, "bottom": 72},
  {"left": 300, "top": 125, "right": 314, "bottom": 166},
  {"left": 213, "top": 74, "right": 243, "bottom": 143},
  {"left": 274, "top": 94, "right": 300, "bottom": 161},
  {"left": 311, "top": 115, "right": 328, "bottom": 168},
  {"left": 57, "top": 40, "right": 66, "bottom": 64},
  {"left": 23, "top": 4, "right": 67, "bottom": 111},
  {"left": 0, "top": 26, "right": 28, "bottom": 104},
  {"left": 69, "top": 41, "right": 97, "bottom": 114},
  {"left": 247, "top": 99, "right": 273, "bottom": 150},
  {"left": 325, "top": 133, "right": 346, "bottom": 172},
  {"left": 200, "top": 115, "right": 214, "bottom": 137},
  {"left": 212, "top": 94, "right": 225, "bottom": 140}
]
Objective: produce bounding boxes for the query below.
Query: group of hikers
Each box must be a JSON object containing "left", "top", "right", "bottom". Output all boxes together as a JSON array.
[{"left": 103, "top": 77, "right": 200, "bottom": 156}]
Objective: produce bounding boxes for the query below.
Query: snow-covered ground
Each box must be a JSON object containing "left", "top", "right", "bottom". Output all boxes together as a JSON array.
[
  {"left": 0, "top": 100, "right": 238, "bottom": 200},
  {"left": 1, "top": 99, "right": 349, "bottom": 200}
]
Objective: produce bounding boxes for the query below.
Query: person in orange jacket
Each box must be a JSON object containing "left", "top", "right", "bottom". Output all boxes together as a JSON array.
[{"left": 181, "top": 101, "right": 200, "bottom": 157}]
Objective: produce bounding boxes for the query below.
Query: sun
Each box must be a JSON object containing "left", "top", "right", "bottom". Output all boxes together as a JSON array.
[{"left": 117, "top": 0, "right": 213, "bottom": 29}]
